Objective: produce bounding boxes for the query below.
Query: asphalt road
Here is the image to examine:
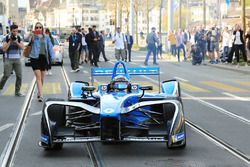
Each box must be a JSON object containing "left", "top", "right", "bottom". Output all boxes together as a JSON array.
[{"left": 0, "top": 46, "right": 249, "bottom": 166}]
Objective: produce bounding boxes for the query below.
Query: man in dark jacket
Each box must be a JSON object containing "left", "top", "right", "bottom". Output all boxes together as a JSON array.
[
  {"left": 68, "top": 28, "right": 81, "bottom": 72},
  {"left": 98, "top": 30, "right": 109, "bottom": 62},
  {"left": 85, "top": 28, "right": 93, "bottom": 65},
  {"left": 90, "top": 25, "right": 100, "bottom": 67},
  {"left": 125, "top": 32, "right": 133, "bottom": 62}
]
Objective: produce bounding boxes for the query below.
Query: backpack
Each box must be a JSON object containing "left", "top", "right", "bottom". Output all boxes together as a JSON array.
[{"left": 5, "top": 35, "right": 21, "bottom": 43}]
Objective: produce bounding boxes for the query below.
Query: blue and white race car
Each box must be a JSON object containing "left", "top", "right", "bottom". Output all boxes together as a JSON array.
[{"left": 40, "top": 61, "right": 186, "bottom": 150}]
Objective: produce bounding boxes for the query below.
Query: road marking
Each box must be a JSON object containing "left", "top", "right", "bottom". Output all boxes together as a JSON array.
[
  {"left": 201, "top": 81, "right": 247, "bottom": 92},
  {"left": 174, "top": 77, "right": 188, "bottom": 82},
  {"left": 222, "top": 92, "right": 248, "bottom": 101},
  {"left": 182, "top": 92, "right": 250, "bottom": 125},
  {"left": 30, "top": 111, "right": 42, "bottom": 116},
  {"left": 141, "top": 75, "right": 250, "bottom": 125},
  {"left": 0, "top": 123, "right": 14, "bottom": 132},
  {"left": 235, "top": 81, "right": 250, "bottom": 87},
  {"left": 3, "top": 84, "right": 28, "bottom": 96},
  {"left": 83, "top": 70, "right": 89, "bottom": 74},
  {"left": 180, "top": 82, "right": 210, "bottom": 92},
  {"left": 43, "top": 82, "right": 62, "bottom": 94},
  {"left": 183, "top": 96, "right": 250, "bottom": 101}
]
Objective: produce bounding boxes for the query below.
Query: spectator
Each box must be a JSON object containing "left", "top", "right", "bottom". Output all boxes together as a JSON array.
[
  {"left": 222, "top": 26, "right": 230, "bottom": 63},
  {"left": 228, "top": 24, "right": 248, "bottom": 67},
  {"left": 157, "top": 32, "right": 163, "bottom": 59},
  {"left": 0, "top": 24, "right": 24, "bottom": 96},
  {"left": 168, "top": 30, "right": 177, "bottom": 57},
  {"left": 176, "top": 29, "right": 186, "bottom": 62},
  {"left": 144, "top": 27, "right": 159, "bottom": 66},
  {"left": 76, "top": 28, "right": 83, "bottom": 64},
  {"left": 112, "top": 27, "right": 127, "bottom": 61},
  {"left": 98, "top": 30, "right": 109, "bottom": 62},
  {"left": 195, "top": 25, "right": 207, "bottom": 64},
  {"left": 45, "top": 28, "right": 54, "bottom": 75},
  {"left": 68, "top": 28, "right": 81, "bottom": 72},
  {"left": 85, "top": 28, "right": 93, "bottom": 65},
  {"left": 246, "top": 22, "right": 250, "bottom": 62},
  {"left": 90, "top": 25, "right": 100, "bottom": 67},
  {"left": 28, "top": 22, "right": 55, "bottom": 102},
  {"left": 125, "top": 31, "right": 133, "bottom": 62},
  {"left": 80, "top": 28, "right": 88, "bottom": 64}
]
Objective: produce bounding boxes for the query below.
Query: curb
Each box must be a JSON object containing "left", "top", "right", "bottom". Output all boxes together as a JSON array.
[{"left": 206, "top": 64, "right": 250, "bottom": 74}]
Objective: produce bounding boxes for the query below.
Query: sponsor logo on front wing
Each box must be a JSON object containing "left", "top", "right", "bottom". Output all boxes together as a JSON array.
[
  {"left": 172, "top": 132, "right": 185, "bottom": 143},
  {"left": 41, "top": 134, "right": 49, "bottom": 144}
]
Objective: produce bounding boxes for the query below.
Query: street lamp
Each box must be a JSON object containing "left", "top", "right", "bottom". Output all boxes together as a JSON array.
[{"left": 72, "top": 7, "right": 75, "bottom": 27}]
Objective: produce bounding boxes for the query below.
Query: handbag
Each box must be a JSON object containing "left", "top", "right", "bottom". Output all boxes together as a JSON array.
[
  {"left": 23, "top": 37, "right": 33, "bottom": 58},
  {"left": 23, "top": 44, "right": 32, "bottom": 58}
]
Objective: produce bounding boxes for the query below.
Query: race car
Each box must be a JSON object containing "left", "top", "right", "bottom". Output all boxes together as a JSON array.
[{"left": 39, "top": 61, "right": 186, "bottom": 150}]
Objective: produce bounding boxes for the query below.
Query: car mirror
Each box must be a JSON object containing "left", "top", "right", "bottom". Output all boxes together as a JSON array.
[
  {"left": 82, "top": 86, "right": 95, "bottom": 92},
  {"left": 140, "top": 86, "right": 153, "bottom": 91}
]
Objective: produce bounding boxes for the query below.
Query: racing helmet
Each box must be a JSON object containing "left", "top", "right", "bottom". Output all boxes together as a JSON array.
[{"left": 110, "top": 75, "right": 130, "bottom": 91}]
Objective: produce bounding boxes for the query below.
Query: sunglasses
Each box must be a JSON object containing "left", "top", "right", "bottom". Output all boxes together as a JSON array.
[{"left": 35, "top": 26, "right": 42, "bottom": 29}]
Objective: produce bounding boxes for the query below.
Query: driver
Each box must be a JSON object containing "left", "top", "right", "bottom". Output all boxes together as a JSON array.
[{"left": 108, "top": 75, "right": 130, "bottom": 92}]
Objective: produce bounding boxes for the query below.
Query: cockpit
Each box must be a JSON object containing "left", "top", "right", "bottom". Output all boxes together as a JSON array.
[{"left": 108, "top": 75, "right": 131, "bottom": 93}]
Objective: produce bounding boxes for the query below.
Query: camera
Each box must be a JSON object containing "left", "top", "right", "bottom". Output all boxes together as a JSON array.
[{"left": 11, "top": 35, "right": 17, "bottom": 41}]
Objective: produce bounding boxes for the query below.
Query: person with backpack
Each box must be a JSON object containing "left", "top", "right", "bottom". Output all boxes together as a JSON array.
[
  {"left": 144, "top": 27, "right": 159, "bottom": 66},
  {"left": 112, "top": 27, "right": 127, "bottom": 61},
  {"left": 0, "top": 24, "right": 24, "bottom": 96}
]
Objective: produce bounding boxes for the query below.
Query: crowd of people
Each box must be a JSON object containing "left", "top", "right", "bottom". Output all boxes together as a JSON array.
[
  {"left": 167, "top": 22, "right": 250, "bottom": 67},
  {"left": 67, "top": 25, "right": 135, "bottom": 72}
]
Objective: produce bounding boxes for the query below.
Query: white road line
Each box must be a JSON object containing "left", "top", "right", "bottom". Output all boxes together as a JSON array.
[
  {"left": 222, "top": 92, "right": 248, "bottom": 101},
  {"left": 83, "top": 70, "right": 89, "bottom": 74},
  {"left": 0, "top": 123, "right": 14, "bottom": 132},
  {"left": 182, "top": 92, "right": 250, "bottom": 125},
  {"left": 30, "top": 111, "right": 42, "bottom": 116},
  {"left": 174, "top": 77, "right": 188, "bottom": 82}
]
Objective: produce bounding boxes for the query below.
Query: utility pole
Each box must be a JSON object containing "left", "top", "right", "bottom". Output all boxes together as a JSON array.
[
  {"left": 242, "top": 0, "right": 246, "bottom": 33},
  {"left": 178, "top": 0, "right": 182, "bottom": 29},
  {"left": 72, "top": 7, "right": 75, "bottom": 27},
  {"left": 146, "top": 0, "right": 149, "bottom": 35},
  {"left": 129, "top": 0, "right": 134, "bottom": 37},
  {"left": 159, "top": 0, "right": 163, "bottom": 41},
  {"left": 203, "top": 0, "right": 206, "bottom": 28},
  {"left": 168, "top": 0, "right": 174, "bottom": 33}
]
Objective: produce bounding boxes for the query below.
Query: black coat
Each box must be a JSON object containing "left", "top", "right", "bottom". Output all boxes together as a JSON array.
[{"left": 233, "top": 29, "right": 245, "bottom": 45}]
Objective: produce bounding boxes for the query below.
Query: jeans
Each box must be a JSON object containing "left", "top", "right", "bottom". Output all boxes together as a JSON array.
[
  {"left": 177, "top": 44, "right": 186, "bottom": 62},
  {"left": 0, "top": 59, "right": 22, "bottom": 94},
  {"left": 145, "top": 44, "right": 157, "bottom": 64},
  {"left": 222, "top": 46, "right": 229, "bottom": 61},
  {"left": 170, "top": 44, "right": 176, "bottom": 56}
]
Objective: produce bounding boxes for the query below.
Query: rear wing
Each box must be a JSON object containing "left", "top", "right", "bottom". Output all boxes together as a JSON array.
[{"left": 91, "top": 66, "right": 161, "bottom": 92}]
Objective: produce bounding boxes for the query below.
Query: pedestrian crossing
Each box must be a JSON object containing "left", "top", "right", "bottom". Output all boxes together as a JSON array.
[
  {"left": 0, "top": 80, "right": 249, "bottom": 96},
  {"left": 200, "top": 81, "right": 247, "bottom": 93}
]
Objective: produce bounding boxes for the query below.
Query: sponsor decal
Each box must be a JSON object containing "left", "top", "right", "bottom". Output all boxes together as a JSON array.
[
  {"left": 104, "top": 108, "right": 115, "bottom": 114},
  {"left": 172, "top": 132, "right": 185, "bottom": 143},
  {"left": 41, "top": 134, "right": 49, "bottom": 144}
]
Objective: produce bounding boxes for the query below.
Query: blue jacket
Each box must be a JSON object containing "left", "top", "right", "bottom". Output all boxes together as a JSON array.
[{"left": 29, "top": 35, "right": 55, "bottom": 62}]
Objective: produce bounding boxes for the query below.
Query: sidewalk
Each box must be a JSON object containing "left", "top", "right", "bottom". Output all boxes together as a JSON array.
[
  {"left": 206, "top": 63, "right": 250, "bottom": 74},
  {"left": 131, "top": 50, "right": 250, "bottom": 74}
]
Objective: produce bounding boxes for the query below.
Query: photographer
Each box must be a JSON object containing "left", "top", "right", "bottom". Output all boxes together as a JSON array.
[{"left": 0, "top": 24, "right": 24, "bottom": 96}]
